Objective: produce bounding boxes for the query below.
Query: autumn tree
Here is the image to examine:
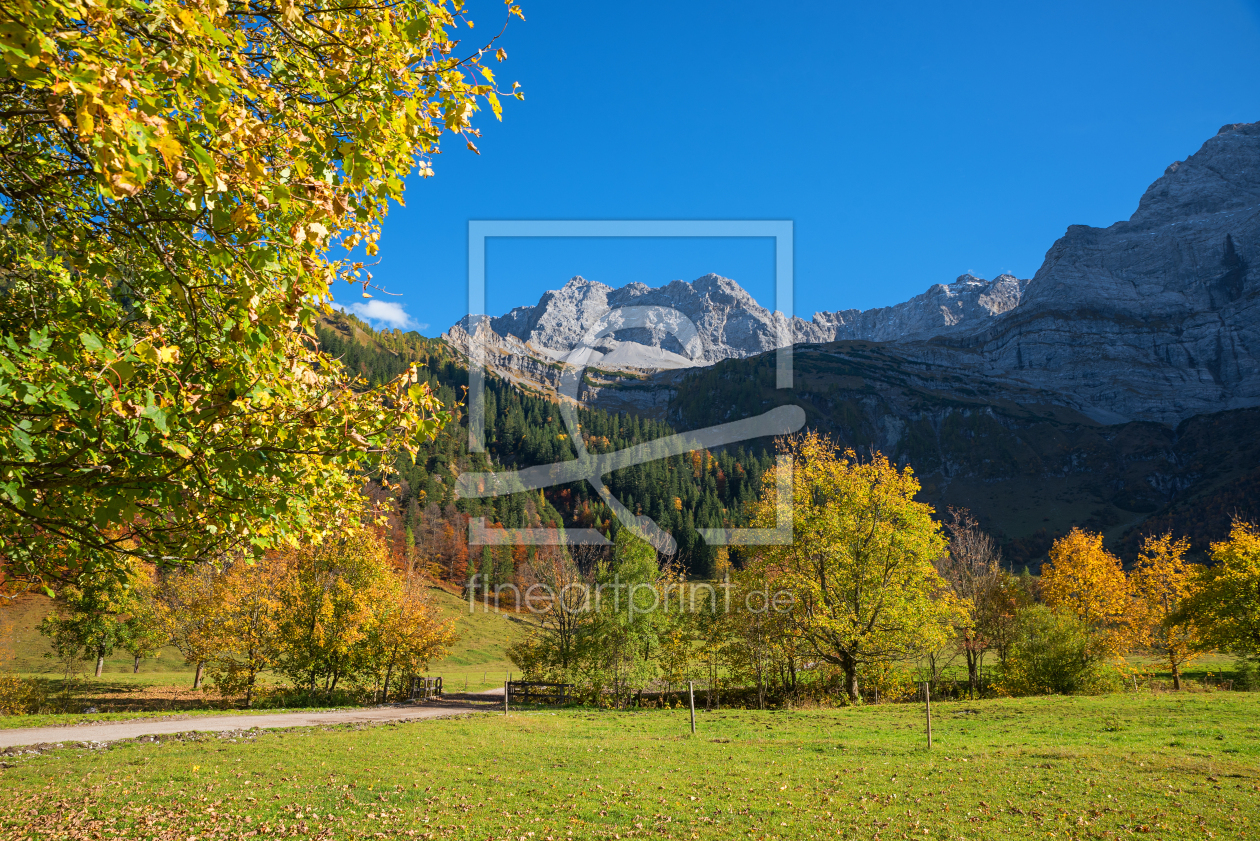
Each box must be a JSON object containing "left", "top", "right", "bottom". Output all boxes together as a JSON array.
[
  {"left": 38, "top": 558, "right": 148, "bottom": 677},
  {"left": 157, "top": 562, "right": 226, "bottom": 690},
  {"left": 747, "top": 433, "right": 956, "bottom": 703},
  {"left": 725, "top": 564, "right": 796, "bottom": 709},
  {"left": 1041, "top": 529, "right": 1134, "bottom": 658},
  {"left": 983, "top": 568, "right": 1035, "bottom": 670},
  {"left": 273, "top": 530, "right": 390, "bottom": 694},
  {"left": 0, "top": 0, "right": 523, "bottom": 587},
  {"left": 936, "top": 508, "right": 1006, "bottom": 697},
  {"left": 120, "top": 570, "right": 166, "bottom": 674},
  {"left": 359, "top": 575, "right": 455, "bottom": 701},
  {"left": 1176, "top": 520, "right": 1260, "bottom": 664},
  {"left": 1131, "top": 532, "right": 1201, "bottom": 690},
  {"left": 204, "top": 555, "right": 286, "bottom": 707}
]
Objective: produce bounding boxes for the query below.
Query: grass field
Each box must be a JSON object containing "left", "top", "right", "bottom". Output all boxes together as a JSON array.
[{"left": 0, "top": 693, "right": 1256, "bottom": 840}]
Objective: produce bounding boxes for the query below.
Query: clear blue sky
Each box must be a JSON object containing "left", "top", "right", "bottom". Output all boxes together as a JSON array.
[{"left": 333, "top": 0, "right": 1260, "bottom": 335}]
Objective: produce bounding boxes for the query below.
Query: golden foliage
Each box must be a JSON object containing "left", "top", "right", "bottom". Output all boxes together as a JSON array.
[
  {"left": 1041, "top": 528, "right": 1134, "bottom": 654},
  {"left": 1177, "top": 520, "right": 1260, "bottom": 660},
  {"left": 1131, "top": 532, "right": 1201, "bottom": 688},
  {"left": 748, "top": 432, "right": 957, "bottom": 702}
]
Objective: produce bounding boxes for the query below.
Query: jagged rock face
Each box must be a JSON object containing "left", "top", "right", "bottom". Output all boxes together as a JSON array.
[
  {"left": 449, "top": 271, "right": 1028, "bottom": 369},
  {"left": 798, "top": 273, "right": 1029, "bottom": 343},
  {"left": 461, "top": 273, "right": 784, "bottom": 366},
  {"left": 941, "top": 121, "right": 1260, "bottom": 424}
]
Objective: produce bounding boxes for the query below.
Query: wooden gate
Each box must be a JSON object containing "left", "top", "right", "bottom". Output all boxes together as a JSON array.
[{"left": 410, "top": 676, "right": 443, "bottom": 701}]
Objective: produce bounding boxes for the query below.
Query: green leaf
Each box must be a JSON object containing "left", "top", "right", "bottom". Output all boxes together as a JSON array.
[{"left": 79, "top": 332, "right": 104, "bottom": 353}]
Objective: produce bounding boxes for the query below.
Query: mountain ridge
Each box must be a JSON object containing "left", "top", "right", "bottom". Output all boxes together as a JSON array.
[{"left": 445, "top": 120, "right": 1259, "bottom": 425}]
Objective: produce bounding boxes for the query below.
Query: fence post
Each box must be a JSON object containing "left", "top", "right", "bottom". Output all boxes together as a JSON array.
[
  {"left": 504, "top": 680, "right": 509, "bottom": 716},
  {"left": 688, "top": 682, "right": 696, "bottom": 734},
  {"left": 923, "top": 682, "right": 932, "bottom": 749}
]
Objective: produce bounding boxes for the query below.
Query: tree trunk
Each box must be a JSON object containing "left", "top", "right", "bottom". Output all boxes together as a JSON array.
[
  {"left": 843, "top": 654, "right": 859, "bottom": 703},
  {"left": 133, "top": 655, "right": 141, "bottom": 674},
  {"left": 967, "top": 649, "right": 980, "bottom": 699},
  {"left": 193, "top": 661, "right": 205, "bottom": 690},
  {"left": 1172, "top": 661, "right": 1182, "bottom": 691},
  {"left": 383, "top": 664, "right": 393, "bottom": 702},
  {"left": 95, "top": 648, "right": 105, "bottom": 677}
]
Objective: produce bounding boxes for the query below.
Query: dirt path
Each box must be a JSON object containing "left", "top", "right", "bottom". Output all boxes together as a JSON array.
[{"left": 0, "top": 700, "right": 492, "bottom": 749}]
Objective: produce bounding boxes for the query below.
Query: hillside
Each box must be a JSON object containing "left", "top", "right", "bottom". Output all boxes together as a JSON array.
[
  {"left": 316, "top": 313, "right": 774, "bottom": 578},
  {"left": 327, "top": 300, "right": 1260, "bottom": 571},
  {"left": 667, "top": 344, "right": 1260, "bottom": 564}
]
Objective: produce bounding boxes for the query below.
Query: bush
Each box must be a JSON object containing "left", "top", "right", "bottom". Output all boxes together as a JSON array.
[
  {"left": 1231, "top": 658, "right": 1260, "bottom": 691},
  {"left": 859, "top": 660, "right": 918, "bottom": 703},
  {"left": 0, "top": 675, "right": 53, "bottom": 715},
  {"left": 999, "top": 605, "right": 1119, "bottom": 696},
  {"left": 248, "top": 686, "right": 366, "bottom": 710}
]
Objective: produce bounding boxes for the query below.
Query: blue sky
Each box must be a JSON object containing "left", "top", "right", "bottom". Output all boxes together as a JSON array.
[{"left": 334, "top": 0, "right": 1260, "bottom": 335}]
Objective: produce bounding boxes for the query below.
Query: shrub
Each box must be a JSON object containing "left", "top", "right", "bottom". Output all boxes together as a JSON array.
[
  {"left": 248, "top": 685, "right": 366, "bottom": 710},
  {"left": 0, "top": 675, "right": 52, "bottom": 715},
  {"left": 1231, "top": 658, "right": 1260, "bottom": 691},
  {"left": 859, "top": 660, "right": 918, "bottom": 703},
  {"left": 999, "top": 605, "right": 1119, "bottom": 696}
]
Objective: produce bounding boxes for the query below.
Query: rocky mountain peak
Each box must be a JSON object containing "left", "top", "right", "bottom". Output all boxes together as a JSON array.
[
  {"left": 952, "top": 118, "right": 1260, "bottom": 423},
  {"left": 445, "top": 121, "right": 1259, "bottom": 424},
  {"left": 1125, "top": 121, "right": 1260, "bottom": 234}
]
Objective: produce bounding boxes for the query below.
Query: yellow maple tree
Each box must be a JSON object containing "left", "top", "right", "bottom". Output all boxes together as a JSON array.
[
  {"left": 747, "top": 432, "right": 958, "bottom": 703},
  {"left": 1041, "top": 528, "right": 1135, "bottom": 656},
  {"left": 1130, "top": 532, "right": 1201, "bottom": 689}
]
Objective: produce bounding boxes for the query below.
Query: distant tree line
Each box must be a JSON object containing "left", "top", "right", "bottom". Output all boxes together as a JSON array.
[{"left": 38, "top": 527, "right": 453, "bottom": 707}]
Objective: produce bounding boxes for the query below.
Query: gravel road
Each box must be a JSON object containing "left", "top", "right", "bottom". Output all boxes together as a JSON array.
[{"left": 0, "top": 700, "right": 490, "bottom": 750}]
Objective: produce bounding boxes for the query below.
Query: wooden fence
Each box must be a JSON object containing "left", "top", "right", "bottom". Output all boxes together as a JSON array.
[{"left": 507, "top": 681, "right": 574, "bottom": 706}]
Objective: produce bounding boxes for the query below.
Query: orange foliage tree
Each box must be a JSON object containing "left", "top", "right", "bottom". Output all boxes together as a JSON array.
[
  {"left": 203, "top": 555, "right": 287, "bottom": 708},
  {"left": 1041, "top": 528, "right": 1134, "bottom": 658},
  {"left": 1131, "top": 533, "right": 1201, "bottom": 689}
]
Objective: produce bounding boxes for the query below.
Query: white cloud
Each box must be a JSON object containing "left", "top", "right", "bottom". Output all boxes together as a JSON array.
[{"left": 335, "top": 299, "right": 427, "bottom": 331}]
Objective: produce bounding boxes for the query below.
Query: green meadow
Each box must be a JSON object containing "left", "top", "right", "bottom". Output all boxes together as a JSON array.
[{"left": 1, "top": 693, "right": 1257, "bottom": 840}]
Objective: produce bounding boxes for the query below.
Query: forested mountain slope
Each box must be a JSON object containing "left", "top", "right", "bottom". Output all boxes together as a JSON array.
[
  {"left": 315, "top": 314, "right": 772, "bottom": 579},
  {"left": 322, "top": 311, "right": 1258, "bottom": 573},
  {"left": 668, "top": 344, "right": 1260, "bottom": 565}
]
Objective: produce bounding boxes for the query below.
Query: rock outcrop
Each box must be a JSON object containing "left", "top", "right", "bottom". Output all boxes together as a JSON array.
[
  {"left": 797, "top": 273, "right": 1029, "bottom": 344},
  {"left": 929, "top": 121, "right": 1260, "bottom": 424}
]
